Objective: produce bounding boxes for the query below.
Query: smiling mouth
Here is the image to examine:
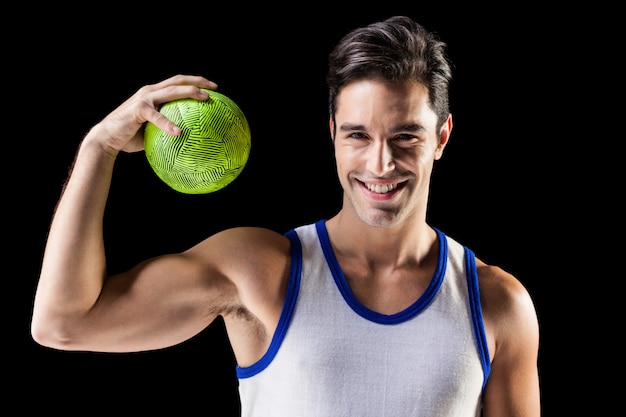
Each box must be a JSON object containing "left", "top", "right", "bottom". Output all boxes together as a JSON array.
[{"left": 364, "top": 182, "right": 400, "bottom": 194}]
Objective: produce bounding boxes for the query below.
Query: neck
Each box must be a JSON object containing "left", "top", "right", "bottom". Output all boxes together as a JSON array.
[{"left": 325, "top": 210, "right": 437, "bottom": 268}]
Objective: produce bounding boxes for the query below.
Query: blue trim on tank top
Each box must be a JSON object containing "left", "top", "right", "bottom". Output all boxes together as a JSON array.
[
  {"left": 314, "top": 219, "right": 447, "bottom": 325},
  {"left": 236, "top": 228, "right": 303, "bottom": 379},
  {"left": 464, "top": 246, "right": 491, "bottom": 392},
  {"left": 236, "top": 220, "right": 491, "bottom": 387}
]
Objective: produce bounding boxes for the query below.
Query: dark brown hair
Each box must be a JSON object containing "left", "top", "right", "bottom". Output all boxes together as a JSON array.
[{"left": 326, "top": 16, "right": 453, "bottom": 133}]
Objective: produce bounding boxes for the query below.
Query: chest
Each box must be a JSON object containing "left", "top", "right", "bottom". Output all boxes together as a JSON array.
[
  {"left": 338, "top": 258, "right": 438, "bottom": 315},
  {"left": 250, "top": 268, "right": 485, "bottom": 416}
]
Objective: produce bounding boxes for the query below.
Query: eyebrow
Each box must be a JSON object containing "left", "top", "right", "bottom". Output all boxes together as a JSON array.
[{"left": 338, "top": 123, "right": 426, "bottom": 133}]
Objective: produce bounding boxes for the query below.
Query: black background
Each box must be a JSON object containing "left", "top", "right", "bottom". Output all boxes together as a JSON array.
[{"left": 8, "top": 4, "right": 606, "bottom": 416}]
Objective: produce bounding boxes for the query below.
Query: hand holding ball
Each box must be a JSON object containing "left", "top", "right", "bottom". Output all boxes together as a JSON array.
[{"left": 144, "top": 90, "right": 251, "bottom": 194}]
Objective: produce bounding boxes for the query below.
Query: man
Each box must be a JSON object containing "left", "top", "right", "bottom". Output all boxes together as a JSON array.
[{"left": 31, "top": 16, "right": 540, "bottom": 416}]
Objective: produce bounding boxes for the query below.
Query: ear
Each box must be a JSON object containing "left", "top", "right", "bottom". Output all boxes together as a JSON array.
[
  {"left": 434, "top": 113, "right": 453, "bottom": 160},
  {"left": 329, "top": 116, "right": 335, "bottom": 142}
]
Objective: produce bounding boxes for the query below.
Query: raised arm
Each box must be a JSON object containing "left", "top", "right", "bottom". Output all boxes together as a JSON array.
[{"left": 30, "top": 75, "right": 222, "bottom": 351}]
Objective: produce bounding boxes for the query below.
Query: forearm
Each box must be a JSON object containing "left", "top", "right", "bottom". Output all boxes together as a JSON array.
[
  {"left": 32, "top": 125, "right": 119, "bottom": 345},
  {"left": 31, "top": 74, "right": 218, "bottom": 349}
]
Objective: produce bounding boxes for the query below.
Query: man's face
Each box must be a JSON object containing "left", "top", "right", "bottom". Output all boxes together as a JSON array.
[{"left": 331, "top": 79, "right": 450, "bottom": 228}]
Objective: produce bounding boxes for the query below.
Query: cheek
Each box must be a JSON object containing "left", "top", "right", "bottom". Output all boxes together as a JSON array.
[
  {"left": 335, "top": 145, "right": 363, "bottom": 170},
  {"left": 334, "top": 149, "right": 347, "bottom": 176},
  {"left": 333, "top": 147, "right": 358, "bottom": 182},
  {"left": 394, "top": 148, "right": 435, "bottom": 173}
]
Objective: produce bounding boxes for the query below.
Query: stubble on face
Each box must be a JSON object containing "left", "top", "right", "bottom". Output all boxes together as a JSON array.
[{"left": 333, "top": 80, "right": 441, "bottom": 230}]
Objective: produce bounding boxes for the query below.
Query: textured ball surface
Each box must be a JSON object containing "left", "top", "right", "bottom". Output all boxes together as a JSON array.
[{"left": 144, "top": 90, "right": 251, "bottom": 194}]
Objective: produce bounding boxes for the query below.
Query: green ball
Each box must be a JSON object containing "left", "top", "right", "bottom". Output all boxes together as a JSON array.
[{"left": 144, "top": 90, "right": 251, "bottom": 194}]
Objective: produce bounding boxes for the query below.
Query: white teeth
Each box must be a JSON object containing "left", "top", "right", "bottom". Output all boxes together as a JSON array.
[{"left": 365, "top": 183, "right": 399, "bottom": 193}]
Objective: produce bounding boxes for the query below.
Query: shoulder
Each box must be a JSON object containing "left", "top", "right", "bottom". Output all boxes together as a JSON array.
[
  {"left": 186, "top": 226, "right": 292, "bottom": 274},
  {"left": 190, "top": 226, "right": 290, "bottom": 251},
  {"left": 474, "top": 260, "right": 541, "bottom": 414},
  {"left": 477, "top": 261, "right": 536, "bottom": 315},
  {"left": 185, "top": 226, "right": 293, "bottom": 317},
  {"left": 475, "top": 259, "right": 539, "bottom": 360},
  {"left": 211, "top": 226, "right": 291, "bottom": 252}
]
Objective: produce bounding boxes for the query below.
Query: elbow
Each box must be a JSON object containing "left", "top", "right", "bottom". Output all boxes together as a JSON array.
[
  {"left": 30, "top": 321, "right": 55, "bottom": 349},
  {"left": 30, "top": 315, "right": 79, "bottom": 351}
]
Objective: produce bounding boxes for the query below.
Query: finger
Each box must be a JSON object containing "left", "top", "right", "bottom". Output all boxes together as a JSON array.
[
  {"left": 151, "top": 84, "right": 213, "bottom": 109},
  {"left": 151, "top": 74, "right": 218, "bottom": 91},
  {"left": 141, "top": 76, "right": 219, "bottom": 134},
  {"left": 143, "top": 105, "right": 182, "bottom": 136},
  {"left": 146, "top": 74, "right": 218, "bottom": 105}
]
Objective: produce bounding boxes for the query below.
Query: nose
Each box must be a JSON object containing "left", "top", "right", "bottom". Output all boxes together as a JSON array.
[{"left": 367, "top": 140, "right": 395, "bottom": 176}]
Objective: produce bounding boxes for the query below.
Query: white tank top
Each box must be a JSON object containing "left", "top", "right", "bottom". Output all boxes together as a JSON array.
[{"left": 236, "top": 220, "right": 490, "bottom": 416}]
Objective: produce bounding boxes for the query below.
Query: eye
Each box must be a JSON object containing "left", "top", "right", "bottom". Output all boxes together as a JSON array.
[
  {"left": 393, "top": 134, "right": 419, "bottom": 146},
  {"left": 348, "top": 132, "right": 368, "bottom": 139}
]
